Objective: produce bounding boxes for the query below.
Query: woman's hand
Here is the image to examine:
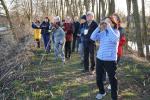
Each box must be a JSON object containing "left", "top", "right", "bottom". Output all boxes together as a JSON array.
[{"left": 99, "top": 22, "right": 107, "bottom": 31}]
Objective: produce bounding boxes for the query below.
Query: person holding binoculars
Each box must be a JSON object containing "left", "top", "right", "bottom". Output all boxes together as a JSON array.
[{"left": 91, "top": 16, "right": 120, "bottom": 100}]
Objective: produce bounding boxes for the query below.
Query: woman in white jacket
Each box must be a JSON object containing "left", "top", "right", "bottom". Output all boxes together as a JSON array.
[
  {"left": 52, "top": 16, "right": 66, "bottom": 64},
  {"left": 91, "top": 17, "right": 120, "bottom": 100}
]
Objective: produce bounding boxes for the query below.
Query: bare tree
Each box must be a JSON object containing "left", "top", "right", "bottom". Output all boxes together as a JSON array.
[
  {"left": 78, "top": 0, "right": 84, "bottom": 16},
  {"left": 96, "top": 0, "right": 100, "bottom": 21},
  {"left": 132, "top": 0, "right": 144, "bottom": 57},
  {"left": 30, "top": 0, "right": 33, "bottom": 22},
  {"left": 92, "top": 0, "right": 95, "bottom": 13},
  {"left": 107, "top": 0, "right": 115, "bottom": 16},
  {"left": 126, "top": 0, "right": 132, "bottom": 52},
  {"left": 0, "top": 0, "right": 16, "bottom": 39},
  {"left": 84, "top": 0, "right": 91, "bottom": 12},
  {"left": 142, "top": 0, "right": 150, "bottom": 59},
  {"left": 101, "top": 0, "right": 107, "bottom": 18}
]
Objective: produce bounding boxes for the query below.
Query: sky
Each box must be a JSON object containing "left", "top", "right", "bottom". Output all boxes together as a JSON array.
[{"left": 115, "top": 0, "right": 150, "bottom": 16}]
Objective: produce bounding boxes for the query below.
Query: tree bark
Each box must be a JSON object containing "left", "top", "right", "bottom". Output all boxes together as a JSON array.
[
  {"left": 101, "top": 0, "right": 106, "bottom": 18},
  {"left": 84, "top": 0, "right": 90, "bottom": 12},
  {"left": 30, "top": 0, "right": 33, "bottom": 22},
  {"left": 0, "top": 0, "right": 16, "bottom": 40},
  {"left": 125, "top": 0, "right": 132, "bottom": 53},
  {"left": 142, "top": 0, "right": 150, "bottom": 59},
  {"left": 92, "top": 0, "right": 95, "bottom": 13},
  {"left": 132, "top": 0, "right": 145, "bottom": 57},
  {"left": 108, "top": 0, "right": 115, "bottom": 16}
]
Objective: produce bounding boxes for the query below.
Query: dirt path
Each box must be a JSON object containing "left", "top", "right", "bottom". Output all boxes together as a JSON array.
[{"left": 1, "top": 48, "right": 150, "bottom": 100}]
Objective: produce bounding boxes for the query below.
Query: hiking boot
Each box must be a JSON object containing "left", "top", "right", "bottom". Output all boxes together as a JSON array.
[
  {"left": 96, "top": 92, "right": 106, "bottom": 99},
  {"left": 90, "top": 70, "right": 95, "bottom": 75},
  {"left": 90, "top": 68, "right": 95, "bottom": 75}
]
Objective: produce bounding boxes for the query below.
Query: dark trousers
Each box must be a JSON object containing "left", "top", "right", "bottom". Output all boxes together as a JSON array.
[
  {"left": 103, "top": 56, "right": 121, "bottom": 82},
  {"left": 35, "top": 39, "right": 40, "bottom": 48},
  {"left": 42, "top": 34, "right": 50, "bottom": 53},
  {"left": 83, "top": 42, "right": 95, "bottom": 71},
  {"left": 65, "top": 41, "right": 72, "bottom": 58},
  {"left": 96, "top": 58, "right": 118, "bottom": 100},
  {"left": 72, "top": 36, "right": 77, "bottom": 52},
  {"left": 117, "top": 56, "right": 120, "bottom": 64}
]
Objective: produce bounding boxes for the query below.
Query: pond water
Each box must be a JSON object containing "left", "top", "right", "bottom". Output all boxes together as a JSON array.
[{"left": 128, "top": 41, "right": 150, "bottom": 55}]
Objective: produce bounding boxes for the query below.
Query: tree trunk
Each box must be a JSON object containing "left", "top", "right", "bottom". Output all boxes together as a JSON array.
[
  {"left": 101, "top": 0, "right": 106, "bottom": 18},
  {"left": 98, "top": 0, "right": 101, "bottom": 21},
  {"left": 0, "top": 0, "right": 16, "bottom": 40},
  {"left": 34, "top": 0, "right": 39, "bottom": 16},
  {"left": 132, "top": 0, "right": 145, "bottom": 57},
  {"left": 65, "top": 0, "right": 70, "bottom": 16},
  {"left": 84, "top": 0, "right": 90, "bottom": 12},
  {"left": 92, "top": 0, "right": 95, "bottom": 13},
  {"left": 61, "top": 0, "right": 64, "bottom": 19},
  {"left": 30, "top": 0, "right": 33, "bottom": 22},
  {"left": 96, "top": 0, "right": 99, "bottom": 22},
  {"left": 79, "top": 0, "right": 83, "bottom": 16},
  {"left": 142, "top": 0, "right": 150, "bottom": 60},
  {"left": 108, "top": 0, "right": 115, "bottom": 16},
  {"left": 126, "top": 0, "right": 131, "bottom": 53}
]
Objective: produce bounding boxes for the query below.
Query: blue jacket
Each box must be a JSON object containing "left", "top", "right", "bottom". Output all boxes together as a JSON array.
[
  {"left": 40, "top": 21, "right": 50, "bottom": 34},
  {"left": 78, "top": 22, "right": 88, "bottom": 43},
  {"left": 90, "top": 26, "right": 120, "bottom": 61},
  {"left": 32, "top": 22, "right": 40, "bottom": 29}
]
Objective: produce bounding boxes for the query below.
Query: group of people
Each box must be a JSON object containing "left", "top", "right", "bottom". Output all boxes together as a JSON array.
[{"left": 32, "top": 11, "right": 126, "bottom": 100}]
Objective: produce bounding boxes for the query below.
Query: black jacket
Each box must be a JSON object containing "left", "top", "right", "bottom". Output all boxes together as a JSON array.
[
  {"left": 73, "top": 21, "right": 80, "bottom": 36},
  {"left": 40, "top": 21, "right": 50, "bottom": 34},
  {"left": 84, "top": 20, "right": 98, "bottom": 42}
]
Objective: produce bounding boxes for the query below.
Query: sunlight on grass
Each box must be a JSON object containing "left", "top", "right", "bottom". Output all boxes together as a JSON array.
[
  {"left": 120, "top": 88, "right": 137, "bottom": 98},
  {"left": 32, "top": 90, "right": 51, "bottom": 98}
]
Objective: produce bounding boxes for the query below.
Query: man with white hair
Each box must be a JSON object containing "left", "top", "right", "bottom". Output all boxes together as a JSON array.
[
  {"left": 83, "top": 11, "right": 98, "bottom": 74},
  {"left": 52, "top": 16, "right": 66, "bottom": 64},
  {"left": 55, "top": 16, "right": 61, "bottom": 22}
]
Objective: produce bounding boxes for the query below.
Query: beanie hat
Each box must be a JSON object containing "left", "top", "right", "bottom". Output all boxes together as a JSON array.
[{"left": 81, "top": 15, "right": 86, "bottom": 20}]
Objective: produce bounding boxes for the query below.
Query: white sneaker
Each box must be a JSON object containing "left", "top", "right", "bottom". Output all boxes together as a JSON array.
[
  {"left": 107, "top": 84, "right": 111, "bottom": 90},
  {"left": 96, "top": 92, "right": 106, "bottom": 99}
]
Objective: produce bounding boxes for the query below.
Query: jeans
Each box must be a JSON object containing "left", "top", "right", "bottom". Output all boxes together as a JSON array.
[
  {"left": 42, "top": 34, "right": 51, "bottom": 53},
  {"left": 54, "top": 42, "right": 65, "bottom": 62},
  {"left": 78, "top": 42, "right": 84, "bottom": 61}
]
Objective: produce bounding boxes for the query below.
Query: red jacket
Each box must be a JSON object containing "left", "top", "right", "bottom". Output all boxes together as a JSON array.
[
  {"left": 118, "top": 27, "right": 126, "bottom": 57},
  {"left": 64, "top": 23, "right": 73, "bottom": 41}
]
